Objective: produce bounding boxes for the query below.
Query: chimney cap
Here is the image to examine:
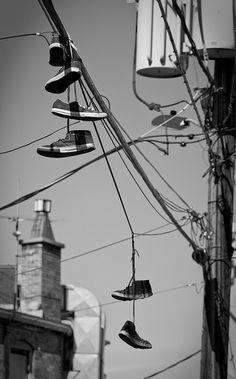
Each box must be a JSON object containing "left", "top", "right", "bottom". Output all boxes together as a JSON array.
[{"left": 34, "top": 199, "right": 52, "bottom": 213}]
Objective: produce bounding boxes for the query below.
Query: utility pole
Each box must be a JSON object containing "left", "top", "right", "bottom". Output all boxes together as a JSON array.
[{"left": 200, "top": 59, "right": 236, "bottom": 379}]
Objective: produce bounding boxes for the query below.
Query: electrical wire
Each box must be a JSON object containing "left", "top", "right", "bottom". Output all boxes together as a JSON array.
[
  {"left": 0, "top": 125, "right": 68, "bottom": 154},
  {"left": 0, "top": 72, "right": 195, "bottom": 226},
  {"left": 78, "top": 79, "right": 181, "bottom": 224},
  {"left": 37, "top": 0, "right": 58, "bottom": 33},
  {"left": 0, "top": 138, "right": 151, "bottom": 212},
  {"left": 5, "top": 279, "right": 204, "bottom": 311},
  {"left": 156, "top": 0, "right": 213, "bottom": 157},
  {"left": 101, "top": 120, "right": 172, "bottom": 224},
  {"left": 171, "top": 0, "right": 214, "bottom": 85},
  {"left": 109, "top": 110, "right": 193, "bottom": 211},
  {"left": 0, "top": 127, "right": 207, "bottom": 156},
  {"left": 0, "top": 31, "right": 51, "bottom": 45},
  {"left": 140, "top": 96, "right": 203, "bottom": 138},
  {"left": 143, "top": 349, "right": 201, "bottom": 378},
  {"left": 78, "top": 78, "right": 194, "bottom": 221},
  {"left": 0, "top": 94, "right": 198, "bottom": 252},
  {"left": 79, "top": 78, "right": 134, "bottom": 235},
  {"left": 9, "top": 219, "right": 189, "bottom": 281},
  {"left": 228, "top": 337, "right": 236, "bottom": 379},
  {"left": 66, "top": 282, "right": 204, "bottom": 315},
  {"left": 78, "top": 37, "right": 200, "bottom": 249},
  {"left": 145, "top": 137, "right": 207, "bottom": 146},
  {"left": 135, "top": 221, "right": 190, "bottom": 236}
]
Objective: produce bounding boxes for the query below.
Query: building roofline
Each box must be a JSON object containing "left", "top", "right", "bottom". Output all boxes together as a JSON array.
[
  {"left": 20, "top": 237, "right": 65, "bottom": 249},
  {"left": 0, "top": 308, "right": 72, "bottom": 336}
]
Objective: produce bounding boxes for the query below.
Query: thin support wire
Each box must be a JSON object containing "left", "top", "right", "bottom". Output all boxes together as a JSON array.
[
  {"left": 0, "top": 32, "right": 51, "bottom": 45},
  {"left": 79, "top": 77, "right": 134, "bottom": 236},
  {"left": 38, "top": 0, "right": 58, "bottom": 33},
  {"left": 131, "top": 233, "right": 136, "bottom": 324}
]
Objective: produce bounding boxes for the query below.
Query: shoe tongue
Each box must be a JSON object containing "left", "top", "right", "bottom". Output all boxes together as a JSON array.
[
  {"left": 125, "top": 320, "right": 136, "bottom": 332},
  {"left": 66, "top": 130, "right": 77, "bottom": 136},
  {"left": 70, "top": 101, "right": 85, "bottom": 111}
]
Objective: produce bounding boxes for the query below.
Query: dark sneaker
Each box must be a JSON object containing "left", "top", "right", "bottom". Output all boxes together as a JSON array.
[
  {"left": 119, "top": 321, "right": 152, "bottom": 349},
  {"left": 49, "top": 35, "right": 67, "bottom": 66},
  {"left": 37, "top": 130, "right": 95, "bottom": 158},
  {"left": 45, "top": 58, "right": 81, "bottom": 94},
  {"left": 52, "top": 99, "right": 107, "bottom": 121},
  {"left": 112, "top": 280, "right": 153, "bottom": 301}
]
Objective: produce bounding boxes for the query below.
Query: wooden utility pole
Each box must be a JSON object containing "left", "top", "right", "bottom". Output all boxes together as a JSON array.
[{"left": 200, "top": 59, "right": 236, "bottom": 379}]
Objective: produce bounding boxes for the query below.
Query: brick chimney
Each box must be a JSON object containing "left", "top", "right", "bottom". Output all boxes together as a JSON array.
[{"left": 19, "top": 199, "right": 64, "bottom": 321}]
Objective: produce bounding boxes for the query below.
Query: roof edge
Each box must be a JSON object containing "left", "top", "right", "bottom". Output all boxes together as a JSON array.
[{"left": 0, "top": 308, "right": 72, "bottom": 336}]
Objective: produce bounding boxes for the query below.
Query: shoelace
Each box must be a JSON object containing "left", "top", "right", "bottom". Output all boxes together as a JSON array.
[{"left": 52, "top": 135, "right": 71, "bottom": 144}]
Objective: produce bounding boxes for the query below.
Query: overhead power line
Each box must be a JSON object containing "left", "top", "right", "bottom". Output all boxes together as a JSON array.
[
  {"left": 13, "top": 219, "right": 189, "bottom": 280},
  {"left": 0, "top": 139, "right": 139, "bottom": 211},
  {"left": 0, "top": 279, "right": 203, "bottom": 310},
  {"left": 0, "top": 31, "right": 51, "bottom": 45},
  {"left": 0, "top": 135, "right": 195, "bottom": 226},
  {"left": 143, "top": 349, "right": 201, "bottom": 378}
]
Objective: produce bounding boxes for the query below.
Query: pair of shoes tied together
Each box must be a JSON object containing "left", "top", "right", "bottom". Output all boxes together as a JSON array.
[
  {"left": 119, "top": 321, "right": 152, "bottom": 349},
  {"left": 112, "top": 280, "right": 153, "bottom": 301}
]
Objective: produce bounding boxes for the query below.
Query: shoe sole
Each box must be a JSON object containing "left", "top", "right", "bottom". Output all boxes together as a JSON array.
[
  {"left": 111, "top": 292, "right": 153, "bottom": 301},
  {"left": 45, "top": 68, "right": 81, "bottom": 94},
  {"left": 52, "top": 108, "right": 107, "bottom": 121},
  {"left": 119, "top": 331, "right": 152, "bottom": 349},
  {"left": 37, "top": 143, "right": 95, "bottom": 158},
  {"left": 50, "top": 42, "right": 64, "bottom": 50}
]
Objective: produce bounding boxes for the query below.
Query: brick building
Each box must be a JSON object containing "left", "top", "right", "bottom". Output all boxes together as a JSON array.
[{"left": 0, "top": 199, "right": 106, "bottom": 379}]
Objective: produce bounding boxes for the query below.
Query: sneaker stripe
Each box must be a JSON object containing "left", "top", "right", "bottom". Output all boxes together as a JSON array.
[
  {"left": 59, "top": 143, "right": 95, "bottom": 152},
  {"left": 52, "top": 108, "right": 106, "bottom": 120},
  {"left": 47, "top": 68, "right": 81, "bottom": 84}
]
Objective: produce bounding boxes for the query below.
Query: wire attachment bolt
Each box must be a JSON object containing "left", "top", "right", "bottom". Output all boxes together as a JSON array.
[
  {"left": 148, "top": 103, "right": 161, "bottom": 111},
  {"left": 192, "top": 248, "right": 208, "bottom": 266}
]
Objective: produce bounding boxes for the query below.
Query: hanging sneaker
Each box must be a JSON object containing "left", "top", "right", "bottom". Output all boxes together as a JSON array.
[
  {"left": 45, "top": 58, "right": 81, "bottom": 94},
  {"left": 52, "top": 99, "right": 107, "bottom": 121},
  {"left": 37, "top": 130, "right": 95, "bottom": 158},
  {"left": 49, "top": 34, "right": 67, "bottom": 66},
  {"left": 111, "top": 280, "right": 153, "bottom": 301},
  {"left": 119, "top": 321, "right": 152, "bottom": 349}
]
